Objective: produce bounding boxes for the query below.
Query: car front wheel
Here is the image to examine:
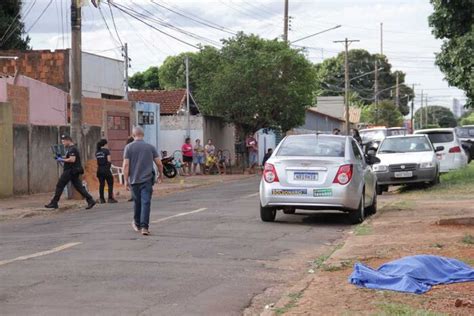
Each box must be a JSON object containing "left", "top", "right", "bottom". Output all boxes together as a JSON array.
[
  {"left": 260, "top": 205, "right": 277, "bottom": 222},
  {"left": 348, "top": 194, "right": 365, "bottom": 224}
]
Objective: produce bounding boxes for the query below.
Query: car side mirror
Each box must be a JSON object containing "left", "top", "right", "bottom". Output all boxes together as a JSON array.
[
  {"left": 435, "top": 146, "right": 444, "bottom": 152},
  {"left": 367, "top": 149, "right": 377, "bottom": 156},
  {"left": 366, "top": 155, "right": 381, "bottom": 165}
]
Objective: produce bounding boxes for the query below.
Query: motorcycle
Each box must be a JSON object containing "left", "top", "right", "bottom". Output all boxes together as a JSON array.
[{"left": 161, "top": 154, "right": 177, "bottom": 179}]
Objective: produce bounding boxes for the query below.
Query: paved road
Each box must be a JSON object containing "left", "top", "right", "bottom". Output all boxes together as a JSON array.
[{"left": 0, "top": 177, "right": 349, "bottom": 315}]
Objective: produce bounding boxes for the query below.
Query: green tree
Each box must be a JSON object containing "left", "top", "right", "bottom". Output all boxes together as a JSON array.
[
  {"left": 429, "top": 0, "right": 473, "bottom": 107},
  {"left": 360, "top": 100, "right": 404, "bottom": 127},
  {"left": 460, "top": 112, "right": 474, "bottom": 125},
  {"left": 0, "top": 0, "right": 30, "bottom": 49},
  {"left": 414, "top": 105, "right": 457, "bottom": 129},
  {"left": 196, "top": 33, "right": 316, "bottom": 133},
  {"left": 314, "top": 49, "right": 413, "bottom": 115},
  {"left": 128, "top": 66, "right": 161, "bottom": 90},
  {"left": 158, "top": 47, "right": 220, "bottom": 91}
]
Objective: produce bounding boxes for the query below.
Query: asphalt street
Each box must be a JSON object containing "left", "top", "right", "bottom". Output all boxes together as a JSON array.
[{"left": 0, "top": 176, "right": 350, "bottom": 316}]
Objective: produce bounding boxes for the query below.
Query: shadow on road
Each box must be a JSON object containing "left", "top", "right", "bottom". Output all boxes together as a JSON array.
[{"left": 273, "top": 211, "right": 353, "bottom": 226}]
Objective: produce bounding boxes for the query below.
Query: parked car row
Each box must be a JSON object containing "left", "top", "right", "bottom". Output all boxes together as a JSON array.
[{"left": 259, "top": 126, "right": 471, "bottom": 224}]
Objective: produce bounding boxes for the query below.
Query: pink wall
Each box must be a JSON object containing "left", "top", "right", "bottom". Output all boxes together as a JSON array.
[
  {"left": 0, "top": 76, "right": 14, "bottom": 103},
  {"left": 17, "top": 76, "right": 67, "bottom": 126}
]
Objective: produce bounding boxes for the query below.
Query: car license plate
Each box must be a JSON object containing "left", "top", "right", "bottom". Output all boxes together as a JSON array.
[
  {"left": 272, "top": 189, "right": 307, "bottom": 196},
  {"left": 394, "top": 171, "right": 413, "bottom": 178},
  {"left": 313, "top": 189, "right": 332, "bottom": 197},
  {"left": 294, "top": 172, "right": 318, "bottom": 181}
]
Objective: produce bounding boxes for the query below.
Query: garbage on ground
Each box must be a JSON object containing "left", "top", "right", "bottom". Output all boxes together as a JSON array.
[{"left": 348, "top": 255, "right": 474, "bottom": 294}]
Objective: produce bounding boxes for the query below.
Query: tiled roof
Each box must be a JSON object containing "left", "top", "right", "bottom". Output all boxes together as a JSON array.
[{"left": 128, "top": 89, "right": 187, "bottom": 115}]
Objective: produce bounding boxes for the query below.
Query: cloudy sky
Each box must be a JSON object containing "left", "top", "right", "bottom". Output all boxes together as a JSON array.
[{"left": 20, "top": 0, "right": 467, "bottom": 109}]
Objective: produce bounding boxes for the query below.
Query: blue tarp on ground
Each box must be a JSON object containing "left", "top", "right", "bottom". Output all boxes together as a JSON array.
[{"left": 349, "top": 255, "right": 474, "bottom": 294}]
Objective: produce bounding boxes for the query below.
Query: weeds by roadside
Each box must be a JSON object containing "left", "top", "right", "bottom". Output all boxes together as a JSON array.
[
  {"left": 274, "top": 292, "right": 303, "bottom": 315},
  {"left": 376, "top": 303, "right": 447, "bottom": 316},
  {"left": 461, "top": 234, "right": 474, "bottom": 245},
  {"left": 354, "top": 223, "right": 372, "bottom": 236},
  {"left": 399, "top": 164, "right": 474, "bottom": 198}
]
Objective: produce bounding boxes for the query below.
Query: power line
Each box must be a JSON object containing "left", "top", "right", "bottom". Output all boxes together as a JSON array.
[
  {"left": 0, "top": 0, "right": 37, "bottom": 47},
  {"left": 108, "top": 2, "right": 124, "bottom": 47},
  {"left": 151, "top": 0, "right": 236, "bottom": 35},
  {"left": 107, "top": 1, "right": 200, "bottom": 49},
  {"left": 25, "top": 0, "right": 53, "bottom": 33},
  {"left": 98, "top": 6, "right": 122, "bottom": 47}
]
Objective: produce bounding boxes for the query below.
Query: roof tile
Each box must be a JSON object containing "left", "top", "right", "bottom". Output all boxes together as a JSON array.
[{"left": 129, "top": 89, "right": 186, "bottom": 115}]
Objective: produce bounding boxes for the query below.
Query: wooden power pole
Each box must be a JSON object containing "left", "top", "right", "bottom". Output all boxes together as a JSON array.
[
  {"left": 395, "top": 72, "right": 400, "bottom": 108},
  {"left": 71, "top": 0, "right": 83, "bottom": 155},
  {"left": 124, "top": 43, "right": 129, "bottom": 100},
  {"left": 334, "top": 38, "right": 360, "bottom": 134}
]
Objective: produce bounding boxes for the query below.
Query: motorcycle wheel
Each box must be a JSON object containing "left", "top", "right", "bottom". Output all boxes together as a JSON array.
[{"left": 163, "top": 164, "right": 177, "bottom": 178}]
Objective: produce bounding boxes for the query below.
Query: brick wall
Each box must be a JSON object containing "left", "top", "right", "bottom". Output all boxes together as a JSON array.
[
  {"left": 7, "top": 84, "right": 29, "bottom": 124},
  {"left": 81, "top": 97, "right": 132, "bottom": 126},
  {"left": 0, "top": 50, "right": 69, "bottom": 92}
]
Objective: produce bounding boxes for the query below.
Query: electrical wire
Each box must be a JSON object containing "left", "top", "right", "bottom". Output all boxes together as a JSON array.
[
  {"left": 108, "top": 2, "right": 124, "bottom": 47},
  {"left": 25, "top": 0, "right": 53, "bottom": 33},
  {"left": 0, "top": 0, "right": 37, "bottom": 47},
  {"left": 107, "top": 1, "right": 200, "bottom": 49},
  {"left": 98, "top": 5, "right": 122, "bottom": 47},
  {"left": 151, "top": 0, "right": 236, "bottom": 35}
]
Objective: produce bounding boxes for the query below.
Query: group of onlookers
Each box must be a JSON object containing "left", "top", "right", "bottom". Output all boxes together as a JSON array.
[{"left": 180, "top": 138, "right": 227, "bottom": 175}]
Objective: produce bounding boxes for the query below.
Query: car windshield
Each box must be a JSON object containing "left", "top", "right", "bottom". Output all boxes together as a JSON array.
[
  {"left": 388, "top": 128, "right": 406, "bottom": 136},
  {"left": 277, "top": 135, "right": 345, "bottom": 157},
  {"left": 379, "top": 137, "right": 433, "bottom": 153},
  {"left": 456, "top": 127, "right": 474, "bottom": 138},
  {"left": 360, "top": 129, "right": 386, "bottom": 142},
  {"left": 423, "top": 132, "right": 454, "bottom": 143}
]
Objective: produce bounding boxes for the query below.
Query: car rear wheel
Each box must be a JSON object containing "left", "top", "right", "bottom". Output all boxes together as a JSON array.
[
  {"left": 260, "top": 205, "right": 277, "bottom": 222},
  {"left": 348, "top": 194, "right": 365, "bottom": 224},
  {"left": 429, "top": 172, "right": 440, "bottom": 186},
  {"left": 366, "top": 190, "right": 377, "bottom": 215}
]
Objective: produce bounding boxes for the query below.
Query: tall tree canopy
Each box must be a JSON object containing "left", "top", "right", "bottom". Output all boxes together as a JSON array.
[
  {"left": 314, "top": 49, "right": 413, "bottom": 115},
  {"left": 128, "top": 66, "right": 161, "bottom": 90},
  {"left": 0, "top": 0, "right": 30, "bottom": 49},
  {"left": 360, "top": 100, "right": 404, "bottom": 127},
  {"left": 158, "top": 34, "right": 316, "bottom": 133},
  {"left": 429, "top": 0, "right": 473, "bottom": 107},
  {"left": 414, "top": 105, "right": 457, "bottom": 129}
]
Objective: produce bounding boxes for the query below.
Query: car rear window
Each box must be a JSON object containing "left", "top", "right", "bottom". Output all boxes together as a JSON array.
[
  {"left": 277, "top": 136, "right": 345, "bottom": 157},
  {"left": 456, "top": 127, "right": 474, "bottom": 138},
  {"left": 424, "top": 132, "right": 454, "bottom": 143},
  {"left": 360, "top": 129, "right": 387, "bottom": 142}
]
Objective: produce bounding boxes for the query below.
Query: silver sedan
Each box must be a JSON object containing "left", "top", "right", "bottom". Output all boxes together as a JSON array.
[{"left": 259, "top": 134, "right": 379, "bottom": 224}]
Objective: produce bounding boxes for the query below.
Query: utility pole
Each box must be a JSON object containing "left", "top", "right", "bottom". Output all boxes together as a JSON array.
[
  {"left": 395, "top": 72, "right": 400, "bottom": 108},
  {"left": 380, "top": 22, "right": 383, "bottom": 55},
  {"left": 283, "top": 0, "right": 289, "bottom": 42},
  {"left": 71, "top": 0, "right": 82, "bottom": 154},
  {"left": 123, "top": 43, "right": 129, "bottom": 100},
  {"left": 374, "top": 60, "right": 379, "bottom": 125},
  {"left": 334, "top": 38, "right": 360, "bottom": 134},
  {"left": 425, "top": 95, "right": 429, "bottom": 127},
  {"left": 420, "top": 89, "right": 423, "bottom": 129},
  {"left": 410, "top": 84, "right": 415, "bottom": 132},
  {"left": 185, "top": 55, "right": 191, "bottom": 137}
]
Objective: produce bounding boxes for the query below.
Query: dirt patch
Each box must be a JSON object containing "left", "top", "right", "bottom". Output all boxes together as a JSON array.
[{"left": 266, "top": 191, "right": 474, "bottom": 315}]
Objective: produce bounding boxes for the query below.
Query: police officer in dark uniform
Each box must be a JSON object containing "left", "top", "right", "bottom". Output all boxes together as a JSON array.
[
  {"left": 95, "top": 139, "right": 118, "bottom": 204},
  {"left": 45, "top": 134, "right": 96, "bottom": 209}
]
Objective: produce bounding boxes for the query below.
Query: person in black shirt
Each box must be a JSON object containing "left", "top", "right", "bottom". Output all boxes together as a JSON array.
[
  {"left": 262, "top": 148, "right": 273, "bottom": 166},
  {"left": 96, "top": 139, "right": 117, "bottom": 204},
  {"left": 45, "top": 134, "right": 96, "bottom": 209}
]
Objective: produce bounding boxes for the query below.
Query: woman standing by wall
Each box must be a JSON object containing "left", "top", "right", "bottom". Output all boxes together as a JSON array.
[{"left": 96, "top": 139, "right": 118, "bottom": 204}]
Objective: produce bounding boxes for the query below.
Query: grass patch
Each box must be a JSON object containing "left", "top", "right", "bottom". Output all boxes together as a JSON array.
[
  {"left": 376, "top": 303, "right": 447, "bottom": 316},
  {"left": 274, "top": 291, "right": 303, "bottom": 315},
  {"left": 400, "top": 164, "right": 474, "bottom": 197},
  {"left": 459, "top": 257, "right": 474, "bottom": 266},
  {"left": 461, "top": 234, "right": 474, "bottom": 245},
  {"left": 354, "top": 223, "right": 373, "bottom": 236},
  {"left": 431, "top": 243, "right": 444, "bottom": 249}
]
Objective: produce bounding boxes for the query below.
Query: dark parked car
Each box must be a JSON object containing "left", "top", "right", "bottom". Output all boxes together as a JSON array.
[{"left": 455, "top": 125, "right": 474, "bottom": 163}]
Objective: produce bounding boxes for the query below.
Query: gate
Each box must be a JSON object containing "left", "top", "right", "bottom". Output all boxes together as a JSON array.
[{"left": 107, "top": 112, "right": 130, "bottom": 166}]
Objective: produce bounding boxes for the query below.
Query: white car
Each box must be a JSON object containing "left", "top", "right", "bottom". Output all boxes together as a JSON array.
[
  {"left": 259, "top": 134, "right": 379, "bottom": 224},
  {"left": 414, "top": 128, "right": 468, "bottom": 172},
  {"left": 374, "top": 135, "right": 441, "bottom": 194}
]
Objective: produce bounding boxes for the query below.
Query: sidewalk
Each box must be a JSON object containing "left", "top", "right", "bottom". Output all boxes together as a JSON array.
[
  {"left": 0, "top": 174, "right": 255, "bottom": 221},
  {"left": 266, "top": 189, "right": 474, "bottom": 315}
]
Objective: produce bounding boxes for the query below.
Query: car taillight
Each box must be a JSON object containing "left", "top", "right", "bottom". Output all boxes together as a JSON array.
[
  {"left": 449, "top": 146, "right": 461, "bottom": 153},
  {"left": 333, "top": 164, "right": 353, "bottom": 185},
  {"left": 263, "top": 163, "right": 279, "bottom": 183}
]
